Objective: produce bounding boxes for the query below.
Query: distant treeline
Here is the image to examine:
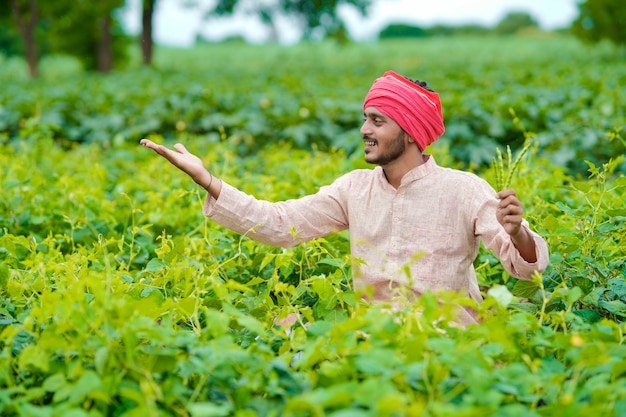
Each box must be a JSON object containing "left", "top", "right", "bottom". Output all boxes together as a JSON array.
[{"left": 379, "top": 11, "right": 559, "bottom": 39}]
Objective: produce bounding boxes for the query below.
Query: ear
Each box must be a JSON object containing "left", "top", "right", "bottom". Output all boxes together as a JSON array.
[{"left": 402, "top": 130, "right": 417, "bottom": 145}]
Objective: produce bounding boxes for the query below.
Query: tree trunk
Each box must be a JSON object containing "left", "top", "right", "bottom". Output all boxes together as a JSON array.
[
  {"left": 97, "top": 12, "right": 113, "bottom": 73},
  {"left": 141, "top": 0, "right": 155, "bottom": 66},
  {"left": 10, "top": 0, "right": 39, "bottom": 78}
]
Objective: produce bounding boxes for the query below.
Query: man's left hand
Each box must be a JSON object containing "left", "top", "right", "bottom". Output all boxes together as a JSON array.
[
  {"left": 496, "top": 189, "right": 537, "bottom": 263},
  {"left": 496, "top": 189, "right": 524, "bottom": 237}
]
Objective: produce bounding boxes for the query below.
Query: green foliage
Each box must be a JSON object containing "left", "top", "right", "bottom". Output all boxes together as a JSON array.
[
  {"left": 494, "top": 11, "right": 539, "bottom": 35},
  {"left": 0, "top": 0, "right": 130, "bottom": 73},
  {"left": 1, "top": 37, "right": 626, "bottom": 415},
  {"left": 210, "top": 0, "right": 372, "bottom": 41},
  {"left": 379, "top": 11, "right": 540, "bottom": 40},
  {"left": 379, "top": 24, "right": 428, "bottom": 39},
  {"left": 491, "top": 110, "right": 533, "bottom": 191},
  {"left": 0, "top": 20, "right": 23, "bottom": 56},
  {"left": 0, "top": 136, "right": 625, "bottom": 415},
  {"left": 426, "top": 23, "right": 491, "bottom": 37},
  {"left": 0, "top": 0, "right": 52, "bottom": 58},
  {"left": 572, "top": 0, "right": 626, "bottom": 49},
  {"left": 1, "top": 36, "right": 624, "bottom": 175},
  {"left": 43, "top": 0, "right": 130, "bottom": 71}
]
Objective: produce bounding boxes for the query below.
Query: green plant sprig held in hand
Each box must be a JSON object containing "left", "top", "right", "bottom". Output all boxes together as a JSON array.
[
  {"left": 492, "top": 139, "right": 532, "bottom": 191},
  {"left": 492, "top": 107, "right": 533, "bottom": 191}
]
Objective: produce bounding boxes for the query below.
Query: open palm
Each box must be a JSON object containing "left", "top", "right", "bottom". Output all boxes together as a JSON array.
[{"left": 140, "top": 139, "right": 210, "bottom": 187}]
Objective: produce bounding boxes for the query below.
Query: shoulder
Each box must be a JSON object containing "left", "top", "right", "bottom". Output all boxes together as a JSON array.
[
  {"left": 430, "top": 165, "right": 497, "bottom": 205},
  {"left": 332, "top": 168, "right": 378, "bottom": 185},
  {"left": 436, "top": 165, "right": 494, "bottom": 191}
]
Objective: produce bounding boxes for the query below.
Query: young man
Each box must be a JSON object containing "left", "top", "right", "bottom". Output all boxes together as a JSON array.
[{"left": 141, "top": 70, "right": 549, "bottom": 325}]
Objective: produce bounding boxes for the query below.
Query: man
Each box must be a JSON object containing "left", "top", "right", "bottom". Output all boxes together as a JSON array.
[{"left": 140, "top": 70, "right": 549, "bottom": 325}]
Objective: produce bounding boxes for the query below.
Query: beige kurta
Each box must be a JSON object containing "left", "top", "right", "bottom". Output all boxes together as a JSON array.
[{"left": 203, "top": 155, "right": 549, "bottom": 324}]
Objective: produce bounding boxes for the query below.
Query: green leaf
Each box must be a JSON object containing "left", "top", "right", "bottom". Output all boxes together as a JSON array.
[
  {"left": 567, "top": 286, "right": 582, "bottom": 307},
  {"left": 18, "top": 345, "right": 49, "bottom": 373},
  {"left": 511, "top": 279, "right": 540, "bottom": 298},
  {"left": 573, "top": 309, "right": 601, "bottom": 323},
  {"left": 42, "top": 373, "right": 67, "bottom": 392},
  {"left": 188, "top": 402, "right": 233, "bottom": 417},
  {"left": 571, "top": 276, "right": 595, "bottom": 294},
  {"left": 236, "top": 315, "right": 267, "bottom": 338},
  {"left": 488, "top": 285, "right": 516, "bottom": 307},
  {"left": 259, "top": 253, "right": 275, "bottom": 270},
  {"left": 305, "top": 320, "right": 333, "bottom": 336},
  {"left": 145, "top": 258, "right": 166, "bottom": 272},
  {"left": 311, "top": 277, "right": 335, "bottom": 299},
  {"left": 599, "top": 300, "right": 626, "bottom": 317},
  {"left": 607, "top": 277, "right": 626, "bottom": 298}
]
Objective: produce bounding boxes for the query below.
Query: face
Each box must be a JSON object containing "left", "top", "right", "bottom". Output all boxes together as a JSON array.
[{"left": 361, "top": 106, "right": 407, "bottom": 166}]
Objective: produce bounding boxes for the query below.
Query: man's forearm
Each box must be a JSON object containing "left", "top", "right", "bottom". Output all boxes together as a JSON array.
[{"left": 511, "top": 227, "right": 538, "bottom": 263}]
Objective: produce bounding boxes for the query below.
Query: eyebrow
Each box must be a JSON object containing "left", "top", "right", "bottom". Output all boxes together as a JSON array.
[{"left": 363, "top": 110, "right": 387, "bottom": 119}]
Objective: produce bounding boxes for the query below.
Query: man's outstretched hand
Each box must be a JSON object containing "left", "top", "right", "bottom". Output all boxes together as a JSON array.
[{"left": 140, "top": 139, "right": 215, "bottom": 191}]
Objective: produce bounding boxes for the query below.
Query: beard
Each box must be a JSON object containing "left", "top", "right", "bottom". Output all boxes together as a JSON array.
[{"left": 364, "top": 130, "right": 406, "bottom": 165}]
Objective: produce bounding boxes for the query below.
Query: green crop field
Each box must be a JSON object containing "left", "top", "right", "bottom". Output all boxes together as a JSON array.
[{"left": 1, "top": 35, "right": 626, "bottom": 416}]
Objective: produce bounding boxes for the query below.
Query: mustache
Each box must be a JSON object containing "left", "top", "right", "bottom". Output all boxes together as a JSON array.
[{"left": 362, "top": 135, "right": 377, "bottom": 142}]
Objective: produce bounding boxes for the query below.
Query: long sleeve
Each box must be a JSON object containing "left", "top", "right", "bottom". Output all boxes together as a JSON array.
[{"left": 203, "top": 176, "right": 351, "bottom": 247}]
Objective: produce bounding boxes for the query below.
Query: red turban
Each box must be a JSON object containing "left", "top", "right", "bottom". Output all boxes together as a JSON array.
[{"left": 363, "top": 70, "right": 445, "bottom": 151}]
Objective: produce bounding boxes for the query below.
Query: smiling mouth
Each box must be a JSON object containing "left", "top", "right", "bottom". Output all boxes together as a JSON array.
[{"left": 364, "top": 139, "right": 377, "bottom": 147}]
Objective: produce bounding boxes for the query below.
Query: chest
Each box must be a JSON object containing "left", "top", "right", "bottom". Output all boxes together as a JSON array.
[{"left": 347, "top": 182, "right": 475, "bottom": 240}]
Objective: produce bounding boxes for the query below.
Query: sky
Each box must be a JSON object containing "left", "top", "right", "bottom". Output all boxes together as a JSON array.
[{"left": 120, "top": 0, "right": 580, "bottom": 47}]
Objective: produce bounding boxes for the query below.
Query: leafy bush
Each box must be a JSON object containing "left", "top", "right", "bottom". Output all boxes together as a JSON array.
[
  {"left": 1, "top": 132, "right": 625, "bottom": 415},
  {"left": 1, "top": 36, "right": 625, "bottom": 175},
  {"left": 1, "top": 36, "right": 626, "bottom": 415}
]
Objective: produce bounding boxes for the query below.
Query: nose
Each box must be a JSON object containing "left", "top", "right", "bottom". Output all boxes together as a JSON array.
[{"left": 360, "top": 119, "right": 371, "bottom": 137}]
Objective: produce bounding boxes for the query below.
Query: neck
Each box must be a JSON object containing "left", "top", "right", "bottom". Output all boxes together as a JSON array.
[{"left": 382, "top": 148, "right": 425, "bottom": 188}]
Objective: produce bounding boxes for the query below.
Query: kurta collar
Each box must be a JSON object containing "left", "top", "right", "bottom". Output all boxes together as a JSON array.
[
  {"left": 376, "top": 154, "right": 438, "bottom": 189},
  {"left": 400, "top": 154, "right": 437, "bottom": 186}
]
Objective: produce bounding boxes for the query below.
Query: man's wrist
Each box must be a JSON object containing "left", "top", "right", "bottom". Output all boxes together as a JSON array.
[
  {"left": 511, "top": 226, "right": 529, "bottom": 245},
  {"left": 194, "top": 170, "right": 214, "bottom": 190}
]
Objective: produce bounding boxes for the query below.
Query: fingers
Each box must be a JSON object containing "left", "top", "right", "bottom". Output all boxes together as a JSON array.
[
  {"left": 140, "top": 139, "right": 180, "bottom": 159},
  {"left": 496, "top": 188, "right": 525, "bottom": 235},
  {"left": 497, "top": 199, "right": 523, "bottom": 221},
  {"left": 139, "top": 138, "right": 155, "bottom": 148},
  {"left": 140, "top": 138, "right": 167, "bottom": 153},
  {"left": 173, "top": 143, "right": 188, "bottom": 154},
  {"left": 497, "top": 189, "right": 522, "bottom": 210},
  {"left": 140, "top": 139, "right": 188, "bottom": 156},
  {"left": 497, "top": 188, "right": 515, "bottom": 198}
]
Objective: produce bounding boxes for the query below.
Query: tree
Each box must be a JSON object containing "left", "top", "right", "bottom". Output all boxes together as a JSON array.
[
  {"left": 3, "top": 0, "right": 39, "bottom": 77},
  {"left": 379, "top": 24, "right": 427, "bottom": 39},
  {"left": 572, "top": 0, "right": 626, "bottom": 48},
  {"left": 208, "top": 0, "right": 372, "bottom": 42},
  {"left": 139, "top": 0, "right": 192, "bottom": 66},
  {"left": 45, "top": 0, "right": 128, "bottom": 73},
  {"left": 141, "top": 0, "right": 156, "bottom": 65},
  {"left": 0, "top": 0, "right": 129, "bottom": 76},
  {"left": 494, "top": 11, "right": 539, "bottom": 35}
]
